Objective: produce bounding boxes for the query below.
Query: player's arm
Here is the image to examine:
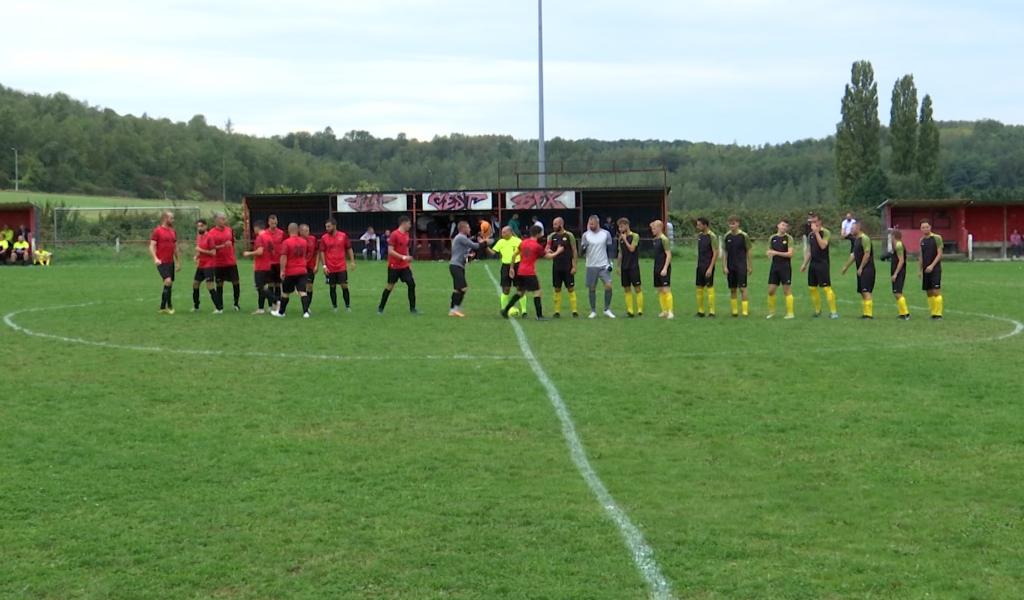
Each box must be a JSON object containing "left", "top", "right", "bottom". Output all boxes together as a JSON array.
[
  {"left": 893, "top": 246, "right": 905, "bottom": 279},
  {"left": 815, "top": 229, "right": 829, "bottom": 250},
  {"left": 346, "top": 243, "right": 356, "bottom": 271},
  {"left": 279, "top": 249, "right": 288, "bottom": 274},
  {"left": 858, "top": 241, "right": 872, "bottom": 274},
  {"left": 782, "top": 235, "right": 794, "bottom": 259},
  {"left": 568, "top": 232, "right": 578, "bottom": 273},
  {"left": 622, "top": 233, "right": 638, "bottom": 253},
  {"left": 800, "top": 236, "right": 810, "bottom": 272},
  {"left": 148, "top": 239, "right": 160, "bottom": 264},
  {"left": 745, "top": 234, "right": 753, "bottom": 274},
  {"left": 661, "top": 237, "right": 672, "bottom": 274},
  {"left": 721, "top": 236, "right": 730, "bottom": 274},
  {"left": 927, "top": 236, "right": 943, "bottom": 272},
  {"left": 310, "top": 246, "right": 319, "bottom": 272},
  {"left": 841, "top": 250, "right": 855, "bottom": 274}
]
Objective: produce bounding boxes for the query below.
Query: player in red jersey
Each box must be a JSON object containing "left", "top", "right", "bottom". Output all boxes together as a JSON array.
[
  {"left": 501, "top": 225, "right": 553, "bottom": 320},
  {"left": 207, "top": 212, "right": 241, "bottom": 312},
  {"left": 266, "top": 214, "right": 286, "bottom": 302},
  {"left": 148, "top": 210, "right": 180, "bottom": 314},
  {"left": 377, "top": 215, "right": 418, "bottom": 315},
  {"left": 191, "top": 219, "right": 220, "bottom": 312},
  {"left": 243, "top": 220, "right": 278, "bottom": 315},
  {"left": 273, "top": 223, "right": 312, "bottom": 318},
  {"left": 320, "top": 218, "right": 355, "bottom": 312},
  {"left": 299, "top": 224, "right": 319, "bottom": 311}
]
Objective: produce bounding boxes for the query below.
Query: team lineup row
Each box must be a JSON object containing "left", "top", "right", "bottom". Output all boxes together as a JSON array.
[{"left": 146, "top": 211, "right": 946, "bottom": 321}]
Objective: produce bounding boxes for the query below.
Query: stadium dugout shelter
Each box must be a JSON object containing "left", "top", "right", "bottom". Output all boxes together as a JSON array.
[
  {"left": 0, "top": 202, "right": 39, "bottom": 246},
  {"left": 879, "top": 198, "right": 1024, "bottom": 259}
]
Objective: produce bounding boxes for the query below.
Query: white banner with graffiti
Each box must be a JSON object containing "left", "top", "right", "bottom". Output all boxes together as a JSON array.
[
  {"left": 421, "top": 191, "right": 493, "bottom": 212},
  {"left": 336, "top": 193, "right": 408, "bottom": 213},
  {"left": 505, "top": 190, "right": 577, "bottom": 210}
]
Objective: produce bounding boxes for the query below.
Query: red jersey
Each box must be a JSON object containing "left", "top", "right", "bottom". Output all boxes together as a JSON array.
[
  {"left": 207, "top": 226, "right": 237, "bottom": 267},
  {"left": 280, "top": 236, "right": 308, "bottom": 276},
  {"left": 150, "top": 225, "right": 177, "bottom": 264},
  {"left": 388, "top": 229, "right": 411, "bottom": 270},
  {"left": 253, "top": 230, "right": 275, "bottom": 272},
  {"left": 267, "top": 226, "right": 286, "bottom": 261},
  {"left": 196, "top": 231, "right": 216, "bottom": 269},
  {"left": 321, "top": 231, "right": 351, "bottom": 273},
  {"left": 518, "top": 237, "right": 544, "bottom": 276},
  {"left": 305, "top": 235, "right": 318, "bottom": 271}
]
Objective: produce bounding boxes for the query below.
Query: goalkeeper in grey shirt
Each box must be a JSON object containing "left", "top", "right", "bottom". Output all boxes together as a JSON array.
[
  {"left": 580, "top": 215, "right": 616, "bottom": 319},
  {"left": 448, "top": 220, "right": 489, "bottom": 317}
]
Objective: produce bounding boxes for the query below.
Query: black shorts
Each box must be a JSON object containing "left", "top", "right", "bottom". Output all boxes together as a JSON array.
[
  {"left": 620, "top": 266, "right": 642, "bottom": 288},
  {"left": 255, "top": 270, "right": 272, "bottom": 288},
  {"left": 157, "top": 262, "right": 175, "bottom": 281},
  {"left": 922, "top": 268, "right": 942, "bottom": 290},
  {"left": 726, "top": 267, "right": 747, "bottom": 289},
  {"left": 215, "top": 265, "right": 239, "bottom": 283},
  {"left": 269, "top": 264, "right": 282, "bottom": 285},
  {"left": 552, "top": 268, "right": 575, "bottom": 289},
  {"left": 306, "top": 269, "right": 316, "bottom": 285},
  {"left": 387, "top": 267, "right": 415, "bottom": 286},
  {"left": 891, "top": 270, "right": 906, "bottom": 294},
  {"left": 653, "top": 265, "right": 671, "bottom": 288},
  {"left": 450, "top": 264, "right": 468, "bottom": 290},
  {"left": 518, "top": 274, "right": 540, "bottom": 292},
  {"left": 695, "top": 263, "right": 714, "bottom": 287},
  {"left": 807, "top": 262, "right": 831, "bottom": 287},
  {"left": 326, "top": 271, "right": 349, "bottom": 286},
  {"left": 501, "top": 263, "right": 518, "bottom": 288},
  {"left": 768, "top": 263, "right": 792, "bottom": 286},
  {"left": 282, "top": 274, "right": 308, "bottom": 294},
  {"left": 856, "top": 267, "right": 876, "bottom": 294},
  {"left": 194, "top": 267, "right": 215, "bottom": 283}
]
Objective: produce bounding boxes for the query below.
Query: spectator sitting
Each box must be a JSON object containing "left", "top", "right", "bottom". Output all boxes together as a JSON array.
[
  {"left": 1011, "top": 228, "right": 1023, "bottom": 260},
  {"left": 359, "top": 226, "right": 379, "bottom": 260},
  {"left": 0, "top": 237, "right": 8, "bottom": 262},
  {"left": 10, "top": 234, "right": 31, "bottom": 265},
  {"left": 34, "top": 246, "right": 53, "bottom": 266},
  {"left": 0, "top": 223, "right": 12, "bottom": 244}
]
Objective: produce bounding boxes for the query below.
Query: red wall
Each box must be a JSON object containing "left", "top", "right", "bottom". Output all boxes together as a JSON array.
[
  {"left": 965, "top": 206, "right": 1006, "bottom": 242},
  {"left": 0, "top": 207, "right": 34, "bottom": 235},
  {"left": 886, "top": 206, "right": 966, "bottom": 251}
]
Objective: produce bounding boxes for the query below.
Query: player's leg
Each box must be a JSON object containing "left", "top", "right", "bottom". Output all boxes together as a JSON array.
[
  {"left": 602, "top": 273, "right": 615, "bottom": 317},
  {"left": 586, "top": 268, "right": 599, "bottom": 317},
  {"left": 633, "top": 281, "right": 644, "bottom": 316},
  {"left": 298, "top": 275, "right": 311, "bottom": 316},
  {"left": 566, "top": 275, "right": 579, "bottom": 317},
  {"left": 502, "top": 282, "right": 525, "bottom": 317},
  {"left": 192, "top": 268, "right": 203, "bottom": 311},
  {"left": 766, "top": 282, "right": 778, "bottom": 318},
  {"left": 552, "top": 269, "right": 563, "bottom": 316},
  {"left": 532, "top": 286, "right": 545, "bottom": 320},
  {"left": 403, "top": 269, "right": 418, "bottom": 313},
  {"left": 378, "top": 269, "right": 398, "bottom": 313},
  {"left": 230, "top": 268, "right": 241, "bottom": 310},
  {"left": 739, "top": 278, "right": 749, "bottom": 317}
]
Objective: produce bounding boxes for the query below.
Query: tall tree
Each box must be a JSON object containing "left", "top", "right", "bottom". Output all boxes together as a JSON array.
[
  {"left": 835, "top": 60, "right": 883, "bottom": 205},
  {"left": 889, "top": 75, "right": 918, "bottom": 175},
  {"left": 916, "top": 94, "right": 943, "bottom": 195}
]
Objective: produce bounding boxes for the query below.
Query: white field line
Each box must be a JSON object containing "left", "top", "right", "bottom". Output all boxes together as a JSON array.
[
  {"left": 2, "top": 303, "right": 518, "bottom": 362},
  {"left": 832, "top": 297, "right": 1024, "bottom": 341},
  {"left": 483, "top": 266, "right": 675, "bottom": 600}
]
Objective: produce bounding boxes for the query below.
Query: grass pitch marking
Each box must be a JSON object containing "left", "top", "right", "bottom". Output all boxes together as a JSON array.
[
  {"left": 484, "top": 266, "right": 676, "bottom": 600},
  {"left": 2, "top": 302, "right": 519, "bottom": 362}
]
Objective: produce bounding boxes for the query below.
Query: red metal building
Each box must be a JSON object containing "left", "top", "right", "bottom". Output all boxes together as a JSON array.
[
  {"left": 0, "top": 202, "right": 39, "bottom": 245},
  {"left": 879, "top": 198, "right": 1024, "bottom": 258}
]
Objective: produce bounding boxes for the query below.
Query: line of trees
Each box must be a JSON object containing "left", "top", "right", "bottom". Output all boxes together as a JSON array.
[{"left": 1, "top": 78, "right": 1022, "bottom": 210}]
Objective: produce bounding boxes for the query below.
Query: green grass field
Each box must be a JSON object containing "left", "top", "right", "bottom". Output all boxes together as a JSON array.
[
  {"left": 0, "top": 189, "right": 227, "bottom": 213},
  {"left": 2, "top": 254, "right": 1023, "bottom": 599}
]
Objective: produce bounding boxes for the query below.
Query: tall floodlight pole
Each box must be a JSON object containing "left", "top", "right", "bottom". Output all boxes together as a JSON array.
[
  {"left": 537, "top": 0, "right": 546, "bottom": 188},
  {"left": 10, "top": 147, "right": 18, "bottom": 191}
]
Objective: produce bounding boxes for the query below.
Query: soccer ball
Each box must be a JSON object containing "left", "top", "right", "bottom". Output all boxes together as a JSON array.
[{"left": 508, "top": 307, "right": 520, "bottom": 317}]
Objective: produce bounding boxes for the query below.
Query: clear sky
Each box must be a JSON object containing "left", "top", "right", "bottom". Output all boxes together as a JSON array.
[{"left": 3, "top": 0, "right": 1022, "bottom": 144}]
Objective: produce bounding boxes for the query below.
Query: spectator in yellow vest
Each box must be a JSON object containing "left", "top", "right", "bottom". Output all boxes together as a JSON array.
[
  {"left": 10, "top": 234, "right": 31, "bottom": 265},
  {"left": 34, "top": 247, "right": 53, "bottom": 266}
]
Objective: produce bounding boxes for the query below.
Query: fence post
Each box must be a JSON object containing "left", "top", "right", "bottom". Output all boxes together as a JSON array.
[
  {"left": 115, "top": 237, "right": 121, "bottom": 254},
  {"left": 967, "top": 233, "right": 974, "bottom": 261}
]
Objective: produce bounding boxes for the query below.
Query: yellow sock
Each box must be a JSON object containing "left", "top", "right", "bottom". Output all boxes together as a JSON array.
[
  {"left": 741, "top": 300, "right": 749, "bottom": 316},
  {"left": 658, "top": 293, "right": 667, "bottom": 312},
  {"left": 500, "top": 293, "right": 509, "bottom": 309},
  {"left": 825, "top": 287, "right": 837, "bottom": 314},
  {"left": 519, "top": 295, "right": 528, "bottom": 312},
  {"left": 866, "top": 299, "right": 874, "bottom": 317},
  {"left": 926, "top": 295, "right": 936, "bottom": 315},
  {"left": 568, "top": 290, "right": 578, "bottom": 314},
  {"left": 666, "top": 292, "right": 673, "bottom": 313},
  {"left": 809, "top": 287, "right": 822, "bottom": 313},
  {"left": 696, "top": 288, "right": 705, "bottom": 313},
  {"left": 625, "top": 291, "right": 635, "bottom": 315},
  {"left": 636, "top": 291, "right": 644, "bottom": 314},
  {"left": 785, "top": 294, "right": 794, "bottom": 317},
  {"left": 934, "top": 295, "right": 943, "bottom": 317},
  {"left": 707, "top": 288, "right": 716, "bottom": 315},
  {"left": 730, "top": 297, "right": 739, "bottom": 316},
  {"left": 553, "top": 290, "right": 563, "bottom": 314},
  {"left": 897, "top": 296, "right": 909, "bottom": 316},
  {"left": 862, "top": 299, "right": 873, "bottom": 317},
  {"left": 767, "top": 294, "right": 777, "bottom": 315}
]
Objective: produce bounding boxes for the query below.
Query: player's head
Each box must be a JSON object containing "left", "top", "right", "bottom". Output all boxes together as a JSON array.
[
  {"left": 695, "top": 217, "right": 709, "bottom": 232},
  {"left": 397, "top": 215, "right": 412, "bottom": 232},
  {"left": 850, "top": 220, "right": 861, "bottom": 235},
  {"left": 552, "top": 217, "right": 564, "bottom": 232},
  {"left": 846, "top": 211, "right": 854, "bottom": 219},
  {"left": 727, "top": 216, "right": 740, "bottom": 231},
  {"left": 588, "top": 215, "right": 600, "bottom": 231},
  {"left": 268, "top": 214, "right": 278, "bottom": 228},
  {"left": 161, "top": 210, "right": 174, "bottom": 226},
  {"left": 16, "top": 234, "right": 24, "bottom": 242},
  {"left": 253, "top": 219, "right": 266, "bottom": 233},
  {"left": 299, "top": 223, "right": 311, "bottom": 237},
  {"left": 617, "top": 217, "right": 630, "bottom": 233},
  {"left": 807, "top": 212, "right": 821, "bottom": 227},
  {"left": 287, "top": 222, "right": 299, "bottom": 236},
  {"left": 919, "top": 219, "right": 932, "bottom": 234},
  {"left": 214, "top": 212, "right": 227, "bottom": 228},
  {"left": 650, "top": 219, "right": 664, "bottom": 236},
  {"left": 500, "top": 225, "right": 512, "bottom": 239},
  {"left": 366, "top": 225, "right": 375, "bottom": 233},
  {"left": 325, "top": 218, "right": 336, "bottom": 233},
  {"left": 777, "top": 219, "right": 790, "bottom": 234},
  {"left": 195, "top": 218, "right": 207, "bottom": 234},
  {"left": 529, "top": 224, "right": 543, "bottom": 239},
  {"left": 891, "top": 228, "right": 902, "bottom": 241},
  {"left": 458, "top": 220, "right": 470, "bottom": 235}
]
